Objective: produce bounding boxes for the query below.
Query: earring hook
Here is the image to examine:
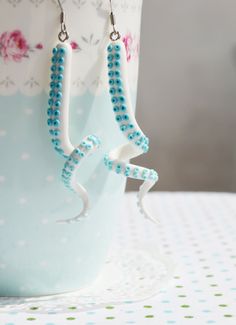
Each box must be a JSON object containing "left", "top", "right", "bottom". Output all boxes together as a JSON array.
[
  {"left": 109, "top": 0, "right": 121, "bottom": 41},
  {"left": 57, "top": 0, "right": 69, "bottom": 42}
]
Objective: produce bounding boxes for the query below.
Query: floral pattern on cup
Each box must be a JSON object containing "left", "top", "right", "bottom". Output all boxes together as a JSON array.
[
  {"left": 0, "top": 30, "right": 43, "bottom": 62},
  {"left": 122, "top": 32, "right": 139, "bottom": 62}
]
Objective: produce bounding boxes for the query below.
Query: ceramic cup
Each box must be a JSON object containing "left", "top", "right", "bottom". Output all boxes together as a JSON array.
[{"left": 0, "top": 0, "right": 143, "bottom": 296}]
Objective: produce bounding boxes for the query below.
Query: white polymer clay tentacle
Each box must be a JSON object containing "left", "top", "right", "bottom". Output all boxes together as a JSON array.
[
  {"left": 104, "top": 40, "right": 159, "bottom": 225},
  {"left": 47, "top": 42, "right": 100, "bottom": 223}
]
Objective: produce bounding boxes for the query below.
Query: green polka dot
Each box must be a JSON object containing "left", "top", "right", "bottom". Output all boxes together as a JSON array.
[
  {"left": 68, "top": 306, "right": 77, "bottom": 310},
  {"left": 219, "top": 304, "right": 228, "bottom": 307},
  {"left": 144, "top": 305, "right": 153, "bottom": 309},
  {"left": 181, "top": 305, "right": 190, "bottom": 308},
  {"left": 210, "top": 284, "right": 218, "bottom": 287},
  {"left": 27, "top": 318, "right": 36, "bottom": 321},
  {"left": 29, "top": 307, "right": 39, "bottom": 310},
  {"left": 66, "top": 317, "right": 76, "bottom": 320},
  {"left": 178, "top": 295, "right": 187, "bottom": 298},
  {"left": 214, "top": 293, "right": 223, "bottom": 296},
  {"left": 174, "top": 276, "right": 181, "bottom": 279},
  {"left": 176, "top": 285, "right": 183, "bottom": 288},
  {"left": 106, "top": 316, "right": 115, "bottom": 320},
  {"left": 145, "top": 315, "right": 154, "bottom": 318},
  {"left": 206, "top": 275, "right": 214, "bottom": 278},
  {"left": 224, "top": 315, "right": 233, "bottom": 318},
  {"left": 184, "top": 316, "right": 194, "bottom": 319},
  {"left": 106, "top": 306, "right": 115, "bottom": 310}
]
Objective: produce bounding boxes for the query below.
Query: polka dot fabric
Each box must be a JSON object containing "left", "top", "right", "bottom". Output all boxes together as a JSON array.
[{"left": 0, "top": 192, "right": 236, "bottom": 324}]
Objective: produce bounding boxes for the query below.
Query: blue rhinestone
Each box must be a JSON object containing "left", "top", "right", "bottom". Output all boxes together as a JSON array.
[
  {"left": 128, "top": 133, "right": 134, "bottom": 140},
  {"left": 50, "top": 74, "right": 57, "bottom": 81},
  {"left": 108, "top": 62, "right": 113, "bottom": 69},
  {"left": 123, "top": 114, "right": 129, "bottom": 121},
  {"left": 52, "top": 47, "right": 57, "bottom": 55},
  {"left": 112, "top": 97, "right": 118, "bottom": 104},
  {"left": 115, "top": 53, "right": 120, "bottom": 60},
  {"left": 47, "top": 118, "right": 53, "bottom": 126},
  {"left": 59, "top": 47, "right": 66, "bottom": 55},
  {"left": 142, "top": 169, "right": 149, "bottom": 180},
  {"left": 51, "top": 65, "right": 57, "bottom": 72},
  {"left": 120, "top": 124, "right": 128, "bottom": 132},
  {"left": 48, "top": 99, "right": 54, "bottom": 106},
  {"left": 109, "top": 79, "right": 115, "bottom": 86},
  {"left": 107, "top": 44, "right": 113, "bottom": 52},
  {"left": 54, "top": 110, "right": 60, "bottom": 116},
  {"left": 116, "top": 164, "right": 122, "bottom": 174},
  {"left": 125, "top": 166, "right": 131, "bottom": 177},
  {"left": 109, "top": 87, "right": 116, "bottom": 95},
  {"left": 108, "top": 161, "right": 113, "bottom": 170},
  {"left": 54, "top": 129, "right": 61, "bottom": 136},
  {"left": 113, "top": 106, "right": 120, "bottom": 112},
  {"left": 57, "top": 74, "right": 63, "bottom": 81},
  {"left": 55, "top": 101, "right": 61, "bottom": 107},
  {"left": 55, "top": 82, "right": 62, "bottom": 89},
  {"left": 51, "top": 56, "right": 57, "bottom": 64},
  {"left": 142, "top": 144, "right": 149, "bottom": 153},
  {"left": 50, "top": 81, "right": 55, "bottom": 88},
  {"left": 49, "top": 90, "right": 55, "bottom": 98},
  {"left": 47, "top": 108, "right": 53, "bottom": 116},
  {"left": 114, "top": 44, "right": 121, "bottom": 51},
  {"left": 58, "top": 65, "right": 64, "bottom": 72},
  {"left": 116, "top": 115, "right": 122, "bottom": 122},
  {"left": 49, "top": 129, "right": 54, "bottom": 135},
  {"left": 135, "top": 131, "right": 141, "bottom": 137},
  {"left": 133, "top": 168, "right": 139, "bottom": 178},
  {"left": 119, "top": 96, "right": 125, "bottom": 103},
  {"left": 53, "top": 119, "right": 60, "bottom": 127},
  {"left": 107, "top": 54, "right": 114, "bottom": 61},
  {"left": 115, "top": 61, "right": 120, "bottom": 68},
  {"left": 115, "top": 79, "right": 122, "bottom": 86},
  {"left": 54, "top": 139, "right": 61, "bottom": 147},
  {"left": 108, "top": 71, "right": 114, "bottom": 78},
  {"left": 135, "top": 140, "right": 141, "bottom": 146},
  {"left": 121, "top": 105, "right": 126, "bottom": 111},
  {"left": 58, "top": 57, "right": 64, "bottom": 64},
  {"left": 129, "top": 124, "right": 134, "bottom": 129},
  {"left": 56, "top": 92, "right": 62, "bottom": 99},
  {"left": 117, "top": 87, "right": 123, "bottom": 94},
  {"left": 115, "top": 71, "right": 120, "bottom": 78}
]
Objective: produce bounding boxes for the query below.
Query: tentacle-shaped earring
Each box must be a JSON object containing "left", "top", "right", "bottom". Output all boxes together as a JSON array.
[
  {"left": 47, "top": 0, "right": 101, "bottom": 224},
  {"left": 104, "top": 0, "right": 159, "bottom": 225}
]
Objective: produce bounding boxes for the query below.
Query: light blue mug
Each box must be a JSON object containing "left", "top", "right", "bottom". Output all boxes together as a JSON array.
[{"left": 0, "top": 0, "right": 143, "bottom": 296}]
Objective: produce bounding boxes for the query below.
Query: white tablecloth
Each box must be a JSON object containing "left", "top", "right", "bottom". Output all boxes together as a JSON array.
[{"left": 0, "top": 192, "right": 236, "bottom": 324}]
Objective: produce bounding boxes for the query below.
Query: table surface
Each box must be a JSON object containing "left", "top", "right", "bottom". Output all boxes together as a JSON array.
[{"left": 0, "top": 192, "right": 236, "bottom": 325}]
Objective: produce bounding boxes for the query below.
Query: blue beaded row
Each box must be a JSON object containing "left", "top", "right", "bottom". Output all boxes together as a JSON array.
[
  {"left": 47, "top": 46, "right": 67, "bottom": 158},
  {"left": 104, "top": 154, "right": 158, "bottom": 181},
  {"left": 62, "top": 135, "right": 101, "bottom": 191},
  {"left": 107, "top": 44, "right": 150, "bottom": 154}
]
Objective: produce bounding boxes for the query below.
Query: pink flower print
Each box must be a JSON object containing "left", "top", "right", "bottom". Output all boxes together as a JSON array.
[
  {"left": 122, "top": 33, "right": 134, "bottom": 62},
  {"left": 0, "top": 30, "right": 29, "bottom": 62},
  {"left": 70, "top": 41, "right": 81, "bottom": 51},
  {"left": 35, "top": 43, "right": 43, "bottom": 50}
]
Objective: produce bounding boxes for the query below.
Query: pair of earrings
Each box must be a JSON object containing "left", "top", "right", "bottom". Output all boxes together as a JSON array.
[{"left": 47, "top": 0, "right": 159, "bottom": 225}]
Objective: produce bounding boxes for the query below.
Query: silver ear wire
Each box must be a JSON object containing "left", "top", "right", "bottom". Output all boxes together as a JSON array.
[
  {"left": 109, "top": 0, "right": 121, "bottom": 41},
  {"left": 57, "top": 0, "right": 69, "bottom": 42}
]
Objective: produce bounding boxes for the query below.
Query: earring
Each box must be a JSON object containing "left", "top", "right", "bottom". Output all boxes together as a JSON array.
[
  {"left": 104, "top": 0, "right": 159, "bottom": 224},
  {"left": 47, "top": 0, "right": 101, "bottom": 224}
]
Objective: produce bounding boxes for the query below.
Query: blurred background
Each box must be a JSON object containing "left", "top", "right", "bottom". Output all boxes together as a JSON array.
[{"left": 127, "top": 0, "right": 236, "bottom": 192}]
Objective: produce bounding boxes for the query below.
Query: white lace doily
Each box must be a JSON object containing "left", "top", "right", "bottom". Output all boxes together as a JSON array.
[{"left": 0, "top": 244, "right": 173, "bottom": 314}]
